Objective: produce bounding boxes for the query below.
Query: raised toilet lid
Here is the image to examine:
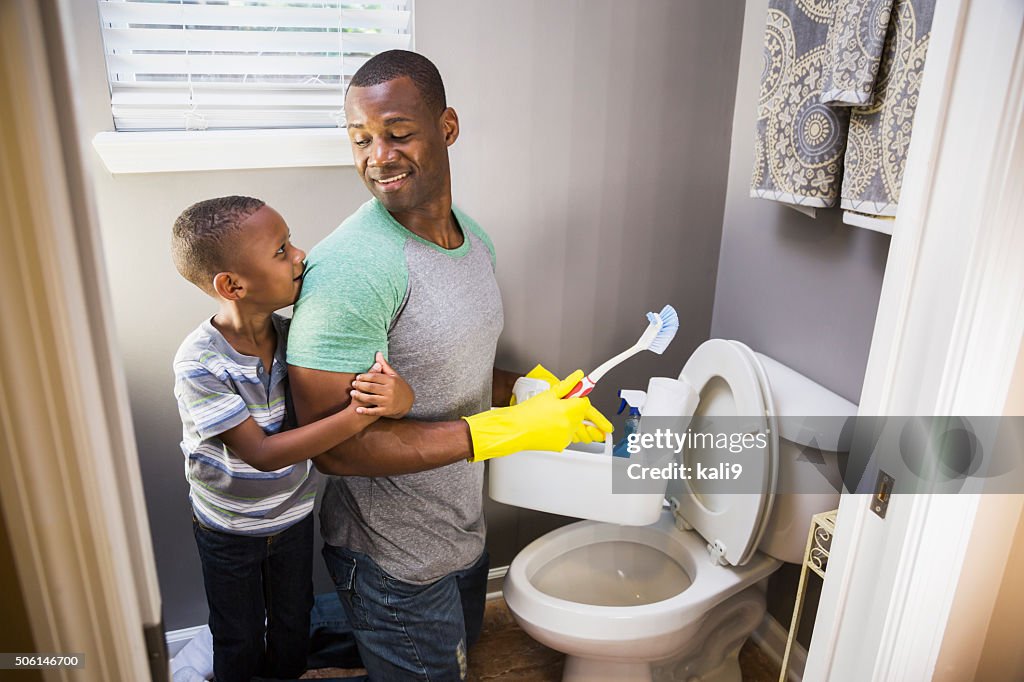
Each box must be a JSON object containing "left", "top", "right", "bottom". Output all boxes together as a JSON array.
[{"left": 666, "top": 339, "right": 775, "bottom": 567}]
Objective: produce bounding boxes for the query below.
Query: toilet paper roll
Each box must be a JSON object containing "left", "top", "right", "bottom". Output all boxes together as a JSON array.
[
  {"left": 639, "top": 378, "right": 699, "bottom": 449},
  {"left": 641, "top": 377, "right": 699, "bottom": 417}
]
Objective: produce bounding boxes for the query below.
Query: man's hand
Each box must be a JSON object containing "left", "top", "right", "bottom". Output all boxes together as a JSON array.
[
  {"left": 349, "top": 351, "right": 414, "bottom": 418},
  {"left": 513, "top": 363, "right": 610, "bottom": 443},
  {"left": 462, "top": 370, "right": 614, "bottom": 462}
]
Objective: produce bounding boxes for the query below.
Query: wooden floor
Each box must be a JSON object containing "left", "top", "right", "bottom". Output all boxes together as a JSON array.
[{"left": 301, "top": 597, "right": 781, "bottom": 681}]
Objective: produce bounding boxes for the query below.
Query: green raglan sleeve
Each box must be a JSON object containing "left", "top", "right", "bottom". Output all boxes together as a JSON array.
[
  {"left": 454, "top": 206, "right": 497, "bottom": 270},
  {"left": 286, "top": 231, "right": 408, "bottom": 374}
]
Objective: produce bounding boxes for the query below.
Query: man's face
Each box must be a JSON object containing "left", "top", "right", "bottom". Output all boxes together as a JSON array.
[{"left": 344, "top": 76, "right": 458, "bottom": 213}]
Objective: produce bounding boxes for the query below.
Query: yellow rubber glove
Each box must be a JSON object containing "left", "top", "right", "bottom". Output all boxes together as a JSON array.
[
  {"left": 511, "top": 364, "right": 609, "bottom": 443},
  {"left": 464, "top": 370, "right": 614, "bottom": 462},
  {"left": 524, "top": 363, "right": 559, "bottom": 388}
]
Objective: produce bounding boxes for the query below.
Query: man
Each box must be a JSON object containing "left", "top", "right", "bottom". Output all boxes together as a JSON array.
[{"left": 287, "top": 50, "right": 611, "bottom": 680}]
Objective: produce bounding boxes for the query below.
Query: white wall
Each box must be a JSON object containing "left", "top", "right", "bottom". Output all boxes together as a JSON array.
[{"left": 68, "top": 0, "right": 745, "bottom": 629}]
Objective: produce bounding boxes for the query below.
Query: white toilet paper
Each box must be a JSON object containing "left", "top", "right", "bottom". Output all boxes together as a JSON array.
[{"left": 641, "top": 377, "right": 699, "bottom": 417}]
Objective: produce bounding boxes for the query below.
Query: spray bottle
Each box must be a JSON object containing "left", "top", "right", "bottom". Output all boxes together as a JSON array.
[{"left": 612, "top": 389, "right": 646, "bottom": 458}]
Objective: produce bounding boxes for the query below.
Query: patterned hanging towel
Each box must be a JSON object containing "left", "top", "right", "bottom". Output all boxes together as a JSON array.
[
  {"left": 751, "top": 0, "right": 851, "bottom": 209},
  {"left": 840, "top": 0, "right": 935, "bottom": 216},
  {"left": 820, "top": 0, "right": 895, "bottom": 106}
]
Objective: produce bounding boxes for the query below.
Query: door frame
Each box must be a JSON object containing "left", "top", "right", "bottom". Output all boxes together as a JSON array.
[
  {"left": 0, "top": 1, "right": 162, "bottom": 679},
  {"left": 804, "top": 0, "right": 1024, "bottom": 679}
]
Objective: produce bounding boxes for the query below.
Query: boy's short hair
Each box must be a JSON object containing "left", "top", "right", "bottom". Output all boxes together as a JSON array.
[{"left": 172, "top": 196, "right": 265, "bottom": 294}]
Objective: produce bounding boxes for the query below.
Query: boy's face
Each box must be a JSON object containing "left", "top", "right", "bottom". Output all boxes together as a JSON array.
[{"left": 231, "top": 206, "right": 306, "bottom": 310}]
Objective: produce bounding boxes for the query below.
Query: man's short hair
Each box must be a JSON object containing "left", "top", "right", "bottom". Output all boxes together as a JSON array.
[
  {"left": 171, "top": 196, "right": 265, "bottom": 294},
  {"left": 347, "top": 49, "right": 447, "bottom": 114}
]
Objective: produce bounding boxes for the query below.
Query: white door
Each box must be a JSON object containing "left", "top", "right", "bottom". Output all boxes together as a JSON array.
[
  {"left": 0, "top": 2, "right": 163, "bottom": 680},
  {"left": 805, "top": 0, "right": 1024, "bottom": 679}
]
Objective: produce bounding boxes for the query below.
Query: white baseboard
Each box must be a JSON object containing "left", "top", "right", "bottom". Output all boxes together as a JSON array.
[
  {"left": 751, "top": 613, "right": 805, "bottom": 682},
  {"left": 166, "top": 623, "right": 207, "bottom": 658},
  {"left": 486, "top": 565, "right": 508, "bottom": 600}
]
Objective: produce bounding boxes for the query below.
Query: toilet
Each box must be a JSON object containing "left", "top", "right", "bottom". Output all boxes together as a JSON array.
[{"left": 490, "top": 339, "right": 857, "bottom": 681}]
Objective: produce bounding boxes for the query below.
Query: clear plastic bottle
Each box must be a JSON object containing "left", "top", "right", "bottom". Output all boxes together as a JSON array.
[{"left": 612, "top": 389, "right": 645, "bottom": 458}]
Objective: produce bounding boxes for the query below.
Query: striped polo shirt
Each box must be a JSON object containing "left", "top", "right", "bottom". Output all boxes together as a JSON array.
[{"left": 173, "top": 314, "right": 317, "bottom": 536}]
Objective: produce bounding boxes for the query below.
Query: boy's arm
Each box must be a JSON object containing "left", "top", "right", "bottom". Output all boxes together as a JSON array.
[
  {"left": 289, "top": 365, "right": 473, "bottom": 476},
  {"left": 218, "top": 404, "right": 378, "bottom": 472},
  {"left": 176, "top": 357, "right": 378, "bottom": 472}
]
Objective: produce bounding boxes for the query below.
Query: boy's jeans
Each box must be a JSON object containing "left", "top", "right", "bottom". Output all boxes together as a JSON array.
[
  {"left": 193, "top": 513, "right": 314, "bottom": 682},
  {"left": 321, "top": 544, "right": 489, "bottom": 681}
]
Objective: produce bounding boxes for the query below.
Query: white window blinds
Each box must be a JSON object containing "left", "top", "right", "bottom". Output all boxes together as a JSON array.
[{"left": 96, "top": 0, "right": 413, "bottom": 131}]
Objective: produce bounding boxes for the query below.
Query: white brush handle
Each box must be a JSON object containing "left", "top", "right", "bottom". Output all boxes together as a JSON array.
[
  {"left": 588, "top": 343, "right": 644, "bottom": 383},
  {"left": 563, "top": 343, "right": 644, "bottom": 399}
]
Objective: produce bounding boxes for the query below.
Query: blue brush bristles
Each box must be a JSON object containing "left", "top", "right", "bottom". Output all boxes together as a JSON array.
[{"left": 647, "top": 304, "right": 679, "bottom": 354}]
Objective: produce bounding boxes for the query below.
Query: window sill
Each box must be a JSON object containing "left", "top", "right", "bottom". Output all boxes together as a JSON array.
[{"left": 91, "top": 128, "right": 354, "bottom": 175}]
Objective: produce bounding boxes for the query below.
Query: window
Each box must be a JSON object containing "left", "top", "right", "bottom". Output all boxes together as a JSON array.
[{"left": 96, "top": 0, "right": 413, "bottom": 132}]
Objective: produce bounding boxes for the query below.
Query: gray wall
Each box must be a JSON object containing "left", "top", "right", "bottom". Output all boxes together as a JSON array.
[
  {"left": 710, "top": 0, "right": 892, "bottom": 646},
  {"left": 69, "top": 1, "right": 745, "bottom": 630},
  {"left": 711, "top": 0, "right": 890, "bottom": 403}
]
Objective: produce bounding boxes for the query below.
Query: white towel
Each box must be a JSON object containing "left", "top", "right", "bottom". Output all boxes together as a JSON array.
[
  {"left": 842, "top": 210, "right": 895, "bottom": 234},
  {"left": 170, "top": 626, "right": 213, "bottom": 682},
  {"left": 173, "top": 667, "right": 208, "bottom": 682}
]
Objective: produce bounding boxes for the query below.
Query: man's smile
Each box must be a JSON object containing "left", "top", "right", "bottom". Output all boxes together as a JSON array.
[{"left": 373, "top": 171, "right": 411, "bottom": 190}]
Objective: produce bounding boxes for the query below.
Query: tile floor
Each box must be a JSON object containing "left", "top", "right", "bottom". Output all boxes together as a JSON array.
[{"left": 301, "top": 597, "right": 781, "bottom": 681}]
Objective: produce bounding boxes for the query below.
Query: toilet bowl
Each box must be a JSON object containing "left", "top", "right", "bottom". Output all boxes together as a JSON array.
[
  {"left": 492, "top": 339, "right": 857, "bottom": 681},
  {"left": 504, "top": 511, "right": 779, "bottom": 681}
]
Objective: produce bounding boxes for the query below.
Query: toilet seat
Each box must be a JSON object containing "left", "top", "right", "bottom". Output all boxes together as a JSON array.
[
  {"left": 667, "top": 339, "right": 777, "bottom": 567},
  {"left": 730, "top": 341, "right": 780, "bottom": 558}
]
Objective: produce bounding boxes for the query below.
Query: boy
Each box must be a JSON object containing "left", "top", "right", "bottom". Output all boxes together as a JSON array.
[{"left": 171, "top": 195, "right": 411, "bottom": 682}]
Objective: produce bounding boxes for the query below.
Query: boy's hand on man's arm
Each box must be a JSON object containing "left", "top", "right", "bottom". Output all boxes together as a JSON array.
[{"left": 349, "top": 351, "right": 414, "bottom": 418}]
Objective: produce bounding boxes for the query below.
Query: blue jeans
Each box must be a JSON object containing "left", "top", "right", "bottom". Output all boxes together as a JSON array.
[
  {"left": 322, "top": 545, "right": 489, "bottom": 681},
  {"left": 307, "top": 591, "right": 363, "bottom": 670},
  {"left": 193, "top": 513, "right": 314, "bottom": 682}
]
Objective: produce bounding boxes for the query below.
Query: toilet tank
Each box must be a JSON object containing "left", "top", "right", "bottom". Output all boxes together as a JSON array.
[{"left": 754, "top": 353, "right": 857, "bottom": 564}]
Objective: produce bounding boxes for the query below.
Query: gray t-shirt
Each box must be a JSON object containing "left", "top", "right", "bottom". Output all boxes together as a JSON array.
[{"left": 288, "top": 198, "right": 504, "bottom": 583}]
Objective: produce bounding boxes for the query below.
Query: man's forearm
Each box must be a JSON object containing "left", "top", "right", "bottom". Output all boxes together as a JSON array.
[{"left": 311, "top": 417, "right": 473, "bottom": 476}]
